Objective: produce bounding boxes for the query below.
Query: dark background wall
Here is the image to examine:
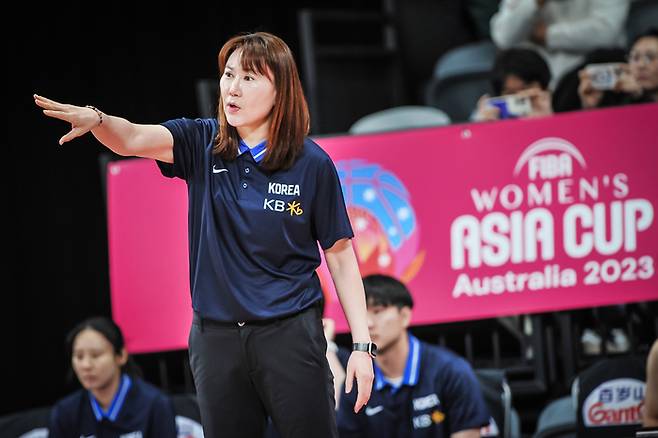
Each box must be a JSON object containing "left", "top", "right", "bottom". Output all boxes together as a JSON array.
[{"left": 5, "top": 1, "right": 388, "bottom": 414}]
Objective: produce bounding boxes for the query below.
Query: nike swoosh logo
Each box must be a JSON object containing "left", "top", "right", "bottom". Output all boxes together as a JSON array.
[
  {"left": 213, "top": 166, "right": 228, "bottom": 174},
  {"left": 365, "top": 405, "right": 384, "bottom": 416}
]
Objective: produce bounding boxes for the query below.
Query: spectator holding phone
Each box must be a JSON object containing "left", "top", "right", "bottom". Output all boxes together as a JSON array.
[
  {"left": 473, "top": 47, "right": 553, "bottom": 122},
  {"left": 579, "top": 28, "right": 658, "bottom": 109},
  {"left": 490, "top": 0, "right": 629, "bottom": 88}
]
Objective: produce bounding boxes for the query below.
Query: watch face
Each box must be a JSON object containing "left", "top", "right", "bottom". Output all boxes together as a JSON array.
[{"left": 370, "top": 343, "right": 378, "bottom": 357}]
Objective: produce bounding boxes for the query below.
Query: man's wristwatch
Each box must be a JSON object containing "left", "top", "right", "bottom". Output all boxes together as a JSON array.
[{"left": 353, "top": 342, "right": 378, "bottom": 358}]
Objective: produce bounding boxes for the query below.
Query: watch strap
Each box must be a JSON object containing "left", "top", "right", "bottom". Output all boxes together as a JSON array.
[{"left": 353, "top": 342, "right": 377, "bottom": 358}]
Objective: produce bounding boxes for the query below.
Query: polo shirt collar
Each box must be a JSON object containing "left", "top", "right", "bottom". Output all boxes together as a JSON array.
[
  {"left": 89, "top": 374, "right": 132, "bottom": 422},
  {"left": 374, "top": 333, "right": 421, "bottom": 393},
  {"left": 238, "top": 139, "right": 267, "bottom": 163}
]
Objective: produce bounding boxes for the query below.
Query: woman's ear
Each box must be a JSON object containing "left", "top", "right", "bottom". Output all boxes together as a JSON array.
[{"left": 117, "top": 348, "right": 129, "bottom": 367}]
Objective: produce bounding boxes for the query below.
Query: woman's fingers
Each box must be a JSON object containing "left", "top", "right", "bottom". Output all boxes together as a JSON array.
[
  {"left": 35, "top": 94, "right": 93, "bottom": 145},
  {"left": 345, "top": 362, "right": 354, "bottom": 395},
  {"left": 34, "top": 94, "right": 64, "bottom": 106},
  {"left": 345, "top": 352, "right": 374, "bottom": 413},
  {"left": 354, "top": 369, "right": 373, "bottom": 413},
  {"left": 59, "top": 127, "right": 83, "bottom": 145},
  {"left": 43, "top": 109, "right": 71, "bottom": 122},
  {"left": 34, "top": 94, "right": 68, "bottom": 112}
]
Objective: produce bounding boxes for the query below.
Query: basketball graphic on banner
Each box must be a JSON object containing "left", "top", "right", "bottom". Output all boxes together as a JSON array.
[
  {"left": 317, "top": 159, "right": 425, "bottom": 305},
  {"left": 337, "top": 159, "right": 425, "bottom": 281}
]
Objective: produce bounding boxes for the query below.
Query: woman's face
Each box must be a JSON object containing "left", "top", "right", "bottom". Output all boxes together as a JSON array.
[
  {"left": 220, "top": 49, "right": 277, "bottom": 137},
  {"left": 629, "top": 36, "right": 658, "bottom": 91},
  {"left": 72, "top": 328, "right": 125, "bottom": 392}
]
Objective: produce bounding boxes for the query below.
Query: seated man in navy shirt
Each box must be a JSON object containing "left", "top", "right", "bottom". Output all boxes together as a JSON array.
[{"left": 337, "top": 275, "right": 490, "bottom": 438}]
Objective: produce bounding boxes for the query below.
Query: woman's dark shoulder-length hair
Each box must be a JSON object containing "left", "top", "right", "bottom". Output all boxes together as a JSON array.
[
  {"left": 213, "top": 31, "right": 310, "bottom": 171},
  {"left": 630, "top": 27, "right": 658, "bottom": 49},
  {"left": 66, "top": 316, "right": 141, "bottom": 378}
]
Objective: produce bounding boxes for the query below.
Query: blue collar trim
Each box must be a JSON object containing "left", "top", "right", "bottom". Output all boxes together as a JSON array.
[
  {"left": 238, "top": 139, "right": 267, "bottom": 163},
  {"left": 374, "top": 334, "right": 421, "bottom": 393},
  {"left": 89, "top": 374, "right": 132, "bottom": 422}
]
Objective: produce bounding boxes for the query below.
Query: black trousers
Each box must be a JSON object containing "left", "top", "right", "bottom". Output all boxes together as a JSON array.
[{"left": 188, "top": 304, "right": 338, "bottom": 438}]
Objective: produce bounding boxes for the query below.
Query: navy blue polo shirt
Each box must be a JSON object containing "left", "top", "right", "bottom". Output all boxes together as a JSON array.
[
  {"left": 337, "top": 334, "right": 490, "bottom": 438},
  {"left": 49, "top": 375, "right": 177, "bottom": 438},
  {"left": 157, "top": 118, "right": 353, "bottom": 322}
]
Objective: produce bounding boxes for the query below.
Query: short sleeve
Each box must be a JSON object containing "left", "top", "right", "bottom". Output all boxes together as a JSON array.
[
  {"left": 156, "top": 117, "right": 216, "bottom": 181},
  {"left": 442, "top": 358, "right": 490, "bottom": 434},
  {"left": 312, "top": 157, "right": 354, "bottom": 250}
]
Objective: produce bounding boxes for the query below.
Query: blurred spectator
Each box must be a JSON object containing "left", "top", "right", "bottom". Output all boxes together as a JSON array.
[
  {"left": 644, "top": 338, "right": 658, "bottom": 427},
  {"left": 490, "top": 0, "right": 630, "bottom": 88},
  {"left": 552, "top": 47, "right": 626, "bottom": 113},
  {"left": 49, "top": 317, "right": 177, "bottom": 438},
  {"left": 473, "top": 47, "right": 553, "bottom": 121},
  {"left": 336, "top": 275, "right": 489, "bottom": 438},
  {"left": 578, "top": 28, "right": 658, "bottom": 109}
]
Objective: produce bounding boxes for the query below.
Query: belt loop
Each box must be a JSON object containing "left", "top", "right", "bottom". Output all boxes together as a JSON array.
[{"left": 199, "top": 314, "right": 204, "bottom": 333}]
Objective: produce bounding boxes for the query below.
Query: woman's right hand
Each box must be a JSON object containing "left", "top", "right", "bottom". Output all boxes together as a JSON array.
[
  {"left": 34, "top": 94, "right": 101, "bottom": 145},
  {"left": 474, "top": 94, "right": 501, "bottom": 122},
  {"left": 578, "top": 70, "right": 604, "bottom": 109},
  {"left": 519, "top": 87, "right": 553, "bottom": 118},
  {"left": 615, "top": 64, "right": 643, "bottom": 97}
]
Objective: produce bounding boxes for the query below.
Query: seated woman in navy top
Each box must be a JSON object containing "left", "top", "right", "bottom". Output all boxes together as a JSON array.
[{"left": 48, "top": 317, "right": 177, "bottom": 438}]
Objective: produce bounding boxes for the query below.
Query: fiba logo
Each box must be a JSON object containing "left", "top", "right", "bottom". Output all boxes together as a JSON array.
[
  {"left": 336, "top": 160, "right": 424, "bottom": 282},
  {"left": 513, "top": 137, "right": 587, "bottom": 180}
]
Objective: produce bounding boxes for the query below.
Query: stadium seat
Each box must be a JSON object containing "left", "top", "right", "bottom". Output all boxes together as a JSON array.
[
  {"left": 349, "top": 105, "right": 451, "bottom": 134},
  {"left": 431, "top": 41, "right": 497, "bottom": 80},
  {"left": 575, "top": 356, "right": 646, "bottom": 438},
  {"left": 533, "top": 396, "right": 577, "bottom": 438},
  {"left": 424, "top": 41, "right": 497, "bottom": 122},
  {"left": 476, "top": 368, "right": 521, "bottom": 438},
  {"left": 0, "top": 406, "right": 50, "bottom": 438}
]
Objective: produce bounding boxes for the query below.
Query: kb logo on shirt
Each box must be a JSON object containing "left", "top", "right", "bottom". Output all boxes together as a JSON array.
[{"left": 263, "top": 198, "right": 304, "bottom": 216}]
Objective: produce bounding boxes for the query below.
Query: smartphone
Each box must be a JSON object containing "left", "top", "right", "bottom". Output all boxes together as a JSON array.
[
  {"left": 486, "top": 94, "right": 532, "bottom": 119},
  {"left": 585, "top": 63, "right": 624, "bottom": 90}
]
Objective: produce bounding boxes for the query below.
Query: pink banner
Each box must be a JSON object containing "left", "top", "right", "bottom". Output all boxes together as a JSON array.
[
  {"left": 106, "top": 161, "right": 190, "bottom": 353},
  {"left": 107, "top": 104, "right": 658, "bottom": 352}
]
